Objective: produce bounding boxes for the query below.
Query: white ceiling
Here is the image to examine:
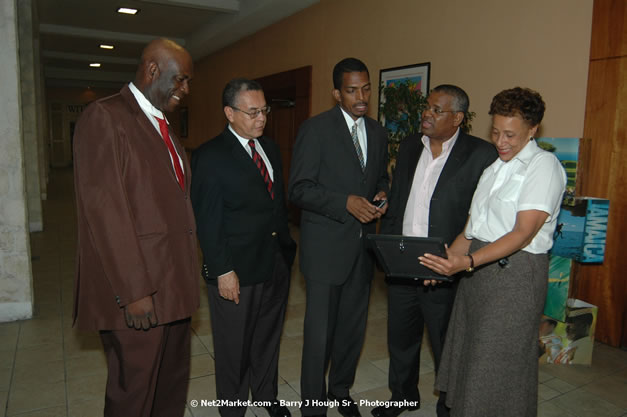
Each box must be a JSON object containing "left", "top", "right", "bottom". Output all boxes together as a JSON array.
[{"left": 37, "top": 0, "right": 319, "bottom": 89}]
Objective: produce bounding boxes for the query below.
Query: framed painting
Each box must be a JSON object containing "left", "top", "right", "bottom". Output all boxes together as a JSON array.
[{"left": 378, "top": 62, "right": 430, "bottom": 121}]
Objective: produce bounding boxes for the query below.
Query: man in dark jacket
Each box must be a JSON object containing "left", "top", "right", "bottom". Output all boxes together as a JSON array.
[
  {"left": 191, "top": 78, "right": 296, "bottom": 417},
  {"left": 375, "top": 85, "right": 497, "bottom": 417}
]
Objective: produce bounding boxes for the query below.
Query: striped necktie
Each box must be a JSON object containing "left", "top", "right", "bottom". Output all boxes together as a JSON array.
[
  {"left": 351, "top": 122, "right": 365, "bottom": 171},
  {"left": 248, "top": 140, "right": 274, "bottom": 199}
]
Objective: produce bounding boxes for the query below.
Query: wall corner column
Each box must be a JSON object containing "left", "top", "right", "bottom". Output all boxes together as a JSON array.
[{"left": 0, "top": 0, "right": 35, "bottom": 322}]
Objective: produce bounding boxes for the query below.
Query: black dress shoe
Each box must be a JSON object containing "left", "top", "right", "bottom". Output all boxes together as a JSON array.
[
  {"left": 328, "top": 393, "right": 361, "bottom": 417},
  {"left": 370, "top": 399, "right": 420, "bottom": 417},
  {"left": 264, "top": 401, "right": 291, "bottom": 417}
]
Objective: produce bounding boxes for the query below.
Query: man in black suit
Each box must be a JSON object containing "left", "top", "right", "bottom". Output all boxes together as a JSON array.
[
  {"left": 374, "top": 85, "right": 497, "bottom": 417},
  {"left": 191, "top": 78, "right": 296, "bottom": 417},
  {"left": 289, "top": 58, "right": 389, "bottom": 417}
]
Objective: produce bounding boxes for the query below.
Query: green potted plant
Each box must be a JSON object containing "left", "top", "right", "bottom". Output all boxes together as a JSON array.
[{"left": 379, "top": 80, "right": 476, "bottom": 172}]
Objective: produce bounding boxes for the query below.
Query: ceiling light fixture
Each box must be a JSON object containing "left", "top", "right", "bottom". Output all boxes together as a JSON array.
[
  {"left": 117, "top": 7, "right": 139, "bottom": 15},
  {"left": 90, "top": 63, "right": 101, "bottom": 68},
  {"left": 100, "top": 44, "right": 114, "bottom": 50}
]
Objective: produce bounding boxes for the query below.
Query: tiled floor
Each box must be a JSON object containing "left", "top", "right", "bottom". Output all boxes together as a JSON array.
[{"left": 1, "top": 167, "right": 626, "bottom": 417}]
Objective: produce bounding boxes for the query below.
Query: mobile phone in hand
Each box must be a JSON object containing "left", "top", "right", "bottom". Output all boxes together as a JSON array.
[{"left": 372, "top": 199, "right": 387, "bottom": 209}]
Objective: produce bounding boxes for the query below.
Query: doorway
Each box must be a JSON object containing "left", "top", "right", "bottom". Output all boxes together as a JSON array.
[
  {"left": 49, "top": 102, "right": 86, "bottom": 167},
  {"left": 256, "top": 66, "right": 311, "bottom": 224}
]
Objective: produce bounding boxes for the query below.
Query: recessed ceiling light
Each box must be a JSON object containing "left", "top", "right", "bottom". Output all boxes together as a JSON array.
[
  {"left": 90, "top": 63, "right": 101, "bottom": 68},
  {"left": 117, "top": 7, "right": 139, "bottom": 15},
  {"left": 100, "top": 44, "right": 114, "bottom": 50}
]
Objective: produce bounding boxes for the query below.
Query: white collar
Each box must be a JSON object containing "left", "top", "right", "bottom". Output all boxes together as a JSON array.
[
  {"left": 128, "top": 82, "right": 167, "bottom": 123},
  {"left": 512, "top": 139, "right": 540, "bottom": 165},
  {"left": 339, "top": 106, "right": 364, "bottom": 131},
  {"left": 421, "top": 128, "right": 460, "bottom": 153},
  {"left": 228, "top": 124, "right": 258, "bottom": 146}
]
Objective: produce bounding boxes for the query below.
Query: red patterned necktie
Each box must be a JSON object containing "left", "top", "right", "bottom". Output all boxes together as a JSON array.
[
  {"left": 248, "top": 139, "right": 274, "bottom": 199},
  {"left": 155, "top": 117, "right": 185, "bottom": 190}
]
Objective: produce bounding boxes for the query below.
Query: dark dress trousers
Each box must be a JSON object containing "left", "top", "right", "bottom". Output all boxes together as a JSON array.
[
  {"left": 191, "top": 128, "right": 296, "bottom": 417},
  {"left": 73, "top": 84, "right": 200, "bottom": 417},
  {"left": 289, "top": 105, "right": 389, "bottom": 415},
  {"left": 380, "top": 131, "right": 497, "bottom": 416}
]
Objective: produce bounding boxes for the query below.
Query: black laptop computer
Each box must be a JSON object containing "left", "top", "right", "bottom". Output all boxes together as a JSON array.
[{"left": 367, "top": 234, "right": 453, "bottom": 282}]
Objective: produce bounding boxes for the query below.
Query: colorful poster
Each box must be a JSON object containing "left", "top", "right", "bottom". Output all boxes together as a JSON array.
[
  {"left": 543, "top": 255, "right": 571, "bottom": 321},
  {"left": 539, "top": 299, "right": 597, "bottom": 365},
  {"left": 535, "top": 137, "right": 580, "bottom": 205},
  {"left": 550, "top": 198, "right": 609, "bottom": 263}
]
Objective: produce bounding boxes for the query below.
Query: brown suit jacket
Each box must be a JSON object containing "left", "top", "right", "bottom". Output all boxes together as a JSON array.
[{"left": 73, "top": 84, "right": 200, "bottom": 331}]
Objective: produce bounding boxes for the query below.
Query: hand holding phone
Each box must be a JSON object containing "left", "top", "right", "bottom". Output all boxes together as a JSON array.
[{"left": 372, "top": 199, "right": 387, "bottom": 209}]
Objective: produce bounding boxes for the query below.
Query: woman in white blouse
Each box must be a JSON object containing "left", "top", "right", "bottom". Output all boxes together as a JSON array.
[{"left": 420, "top": 87, "right": 566, "bottom": 417}]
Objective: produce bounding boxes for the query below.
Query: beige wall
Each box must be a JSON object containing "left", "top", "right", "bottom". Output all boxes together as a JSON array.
[{"left": 187, "top": 0, "right": 593, "bottom": 148}]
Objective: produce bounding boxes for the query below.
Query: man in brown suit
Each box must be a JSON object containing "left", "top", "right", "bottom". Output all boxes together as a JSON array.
[{"left": 73, "top": 38, "right": 200, "bottom": 417}]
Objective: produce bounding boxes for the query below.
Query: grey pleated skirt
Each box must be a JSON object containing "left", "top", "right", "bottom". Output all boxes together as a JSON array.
[{"left": 435, "top": 239, "right": 548, "bottom": 417}]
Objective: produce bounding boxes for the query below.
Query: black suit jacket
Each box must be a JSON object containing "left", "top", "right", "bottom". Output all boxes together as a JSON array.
[
  {"left": 381, "top": 130, "right": 497, "bottom": 245},
  {"left": 289, "top": 105, "right": 389, "bottom": 285},
  {"left": 191, "top": 128, "right": 296, "bottom": 286}
]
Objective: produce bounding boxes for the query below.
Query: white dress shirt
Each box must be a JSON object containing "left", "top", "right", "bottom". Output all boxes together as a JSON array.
[
  {"left": 402, "top": 129, "right": 460, "bottom": 237},
  {"left": 228, "top": 125, "right": 274, "bottom": 181},
  {"left": 340, "top": 107, "right": 368, "bottom": 165},
  {"left": 465, "top": 139, "right": 566, "bottom": 254},
  {"left": 128, "top": 82, "right": 184, "bottom": 174}
]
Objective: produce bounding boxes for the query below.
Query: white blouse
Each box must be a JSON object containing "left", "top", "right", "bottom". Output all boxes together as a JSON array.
[{"left": 465, "top": 139, "right": 567, "bottom": 254}]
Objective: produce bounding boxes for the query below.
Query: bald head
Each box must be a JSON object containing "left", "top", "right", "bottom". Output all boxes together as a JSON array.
[{"left": 135, "top": 38, "right": 193, "bottom": 112}]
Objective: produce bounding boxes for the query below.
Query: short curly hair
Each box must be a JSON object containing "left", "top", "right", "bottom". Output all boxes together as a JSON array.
[{"left": 489, "top": 87, "right": 545, "bottom": 127}]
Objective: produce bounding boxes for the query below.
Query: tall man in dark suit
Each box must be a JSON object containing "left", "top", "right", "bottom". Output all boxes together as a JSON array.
[
  {"left": 73, "top": 39, "right": 199, "bottom": 417},
  {"left": 191, "top": 78, "right": 296, "bottom": 417},
  {"left": 374, "top": 85, "right": 497, "bottom": 417},
  {"left": 289, "top": 58, "right": 389, "bottom": 417}
]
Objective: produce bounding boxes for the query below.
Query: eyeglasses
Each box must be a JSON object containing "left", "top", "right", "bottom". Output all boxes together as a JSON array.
[
  {"left": 232, "top": 106, "right": 271, "bottom": 119},
  {"left": 423, "top": 106, "right": 459, "bottom": 115}
]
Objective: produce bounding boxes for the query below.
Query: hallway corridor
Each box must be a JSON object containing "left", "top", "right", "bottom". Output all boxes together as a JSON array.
[{"left": 0, "top": 168, "right": 625, "bottom": 417}]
